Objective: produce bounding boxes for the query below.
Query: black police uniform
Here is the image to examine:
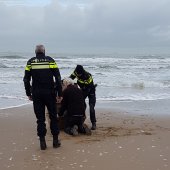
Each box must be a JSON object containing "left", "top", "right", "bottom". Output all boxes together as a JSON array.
[
  {"left": 59, "top": 84, "right": 87, "bottom": 135},
  {"left": 70, "top": 65, "right": 96, "bottom": 125},
  {"left": 23, "top": 53, "right": 62, "bottom": 138}
]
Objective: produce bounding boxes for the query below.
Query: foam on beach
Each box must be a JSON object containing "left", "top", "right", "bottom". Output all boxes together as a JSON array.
[{"left": 0, "top": 102, "right": 31, "bottom": 110}]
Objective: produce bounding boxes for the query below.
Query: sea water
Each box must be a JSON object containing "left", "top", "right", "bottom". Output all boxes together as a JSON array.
[{"left": 0, "top": 52, "right": 170, "bottom": 114}]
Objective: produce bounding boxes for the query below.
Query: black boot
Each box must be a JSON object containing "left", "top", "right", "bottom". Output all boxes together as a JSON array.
[
  {"left": 83, "top": 124, "right": 92, "bottom": 135},
  {"left": 91, "top": 122, "right": 96, "bottom": 130},
  {"left": 53, "top": 136, "right": 61, "bottom": 148},
  {"left": 70, "top": 125, "right": 79, "bottom": 136},
  {"left": 40, "top": 137, "right": 47, "bottom": 150}
]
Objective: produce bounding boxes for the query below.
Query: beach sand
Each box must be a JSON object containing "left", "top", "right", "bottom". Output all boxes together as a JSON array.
[{"left": 0, "top": 103, "right": 170, "bottom": 170}]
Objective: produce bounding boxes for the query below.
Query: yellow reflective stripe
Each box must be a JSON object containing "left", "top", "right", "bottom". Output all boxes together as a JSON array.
[
  {"left": 78, "top": 76, "right": 93, "bottom": 85},
  {"left": 31, "top": 65, "right": 49, "bottom": 69},
  {"left": 49, "top": 62, "right": 58, "bottom": 69},
  {"left": 73, "top": 72, "right": 76, "bottom": 76},
  {"left": 25, "top": 61, "right": 58, "bottom": 70},
  {"left": 86, "top": 76, "right": 93, "bottom": 84},
  {"left": 78, "top": 79, "right": 84, "bottom": 84},
  {"left": 25, "top": 65, "right": 31, "bottom": 71},
  {"left": 31, "top": 62, "right": 49, "bottom": 65}
]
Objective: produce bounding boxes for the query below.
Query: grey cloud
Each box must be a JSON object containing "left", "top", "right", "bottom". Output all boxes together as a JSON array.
[{"left": 0, "top": 0, "right": 170, "bottom": 53}]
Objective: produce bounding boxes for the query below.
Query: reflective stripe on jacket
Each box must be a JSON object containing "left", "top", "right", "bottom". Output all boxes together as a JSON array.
[
  {"left": 23, "top": 54, "right": 62, "bottom": 96},
  {"left": 70, "top": 71, "right": 94, "bottom": 90}
]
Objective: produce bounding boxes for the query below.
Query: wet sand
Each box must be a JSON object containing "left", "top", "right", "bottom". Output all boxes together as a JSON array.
[{"left": 0, "top": 103, "right": 170, "bottom": 170}]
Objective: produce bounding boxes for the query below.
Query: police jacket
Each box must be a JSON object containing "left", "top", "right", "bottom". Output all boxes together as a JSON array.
[
  {"left": 23, "top": 53, "right": 62, "bottom": 97},
  {"left": 70, "top": 70, "right": 94, "bottom": 91},
  {"left": 59, "top": 84, "right": 85, "bottom": 117}
]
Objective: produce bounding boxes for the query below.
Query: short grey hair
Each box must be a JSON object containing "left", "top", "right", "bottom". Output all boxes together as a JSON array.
[{"left": 35, "top": 44, "right": 45, "bottom": 54}]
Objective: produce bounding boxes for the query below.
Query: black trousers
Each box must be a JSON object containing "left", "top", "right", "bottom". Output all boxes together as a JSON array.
[
  {"left": 64, "top": 116, "right": 86, "bottom": 135},
  {"left": 83, "top": 88, "right": 96, "bottom": 123},
  {"left": 32, "top": 89, "right": 59, "bottom": 137}
]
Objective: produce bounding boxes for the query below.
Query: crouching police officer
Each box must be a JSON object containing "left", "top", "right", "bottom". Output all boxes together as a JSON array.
[
  {"left": 70, "top": 65, "right": 97, "bottom": 130},
  {"left": 23, "top": 45, "right": 62, "bottom": 150},
  {"left": 59, "top": 78, "right": 91, "bottom": 136}
]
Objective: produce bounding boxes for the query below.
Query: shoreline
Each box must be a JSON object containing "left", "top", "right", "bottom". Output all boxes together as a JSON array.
[
  {"left": 1, "top": 98, "right": 170, "bottom": 115},
  {"left": 0, "top": 104, "right": 170, "bottom": 170},
  {"left": 0, "top": 102, "right": 32, "bottom": 111}
]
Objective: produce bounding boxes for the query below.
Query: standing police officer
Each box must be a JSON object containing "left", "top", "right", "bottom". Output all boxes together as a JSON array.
[
  {"left": 23, "top": 45, "right": 62, "bottom": 150},
  {"left": 70, "top": 65, "right": 97, "bottom": 130}
]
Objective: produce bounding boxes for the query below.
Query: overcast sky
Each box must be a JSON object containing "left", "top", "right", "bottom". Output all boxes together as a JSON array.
[{"left": 0, "top": 0, "right": 170, "bottom": 54}]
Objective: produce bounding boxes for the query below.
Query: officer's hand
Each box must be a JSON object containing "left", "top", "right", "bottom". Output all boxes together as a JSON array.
[
  {"left": 58, "top": 112, "right": 63, "bottom": 117},
  {"left": 56, "top": 96, "right": 63, "bottom": 103},
  {"left": 28, "top": 96, "right": 32, "bottom": 101},
  {"left": 94, "top": 84, "right": 97, "bottom": 88}
]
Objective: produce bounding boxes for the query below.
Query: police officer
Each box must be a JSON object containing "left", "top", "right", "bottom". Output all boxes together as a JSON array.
[
  {"left": 70, "top": 65, "right": 97, "bottom": 130},
  {"left": 59, "top": 78, "right": 91, "bottom": 136},
  {"left": 23, "top": 45, "right": 62, "bottom": 150}
]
